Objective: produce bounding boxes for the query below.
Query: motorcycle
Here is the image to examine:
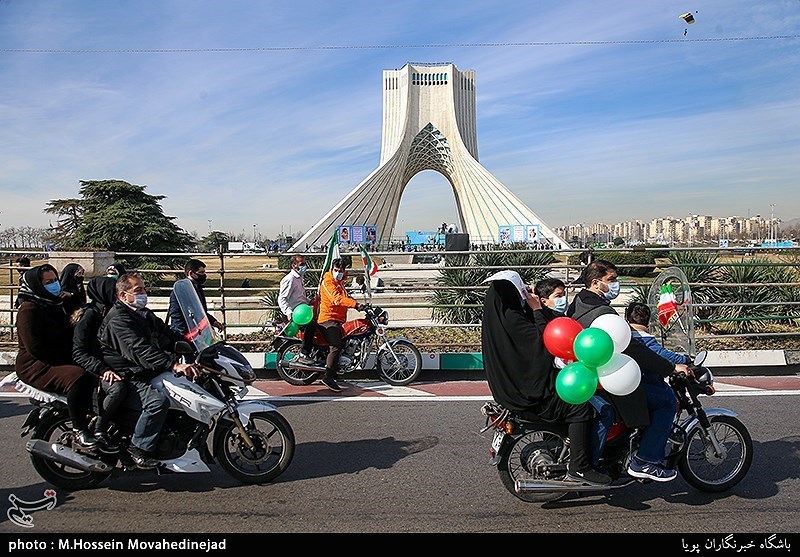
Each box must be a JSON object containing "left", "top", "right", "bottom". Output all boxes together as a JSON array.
[
  {"left": 7, "top": 278, "right": 295, "bottom": 490},
  {"left": 271, "top": 304, "right": 422, "bottom": 387},
  {"left": 481, "top": 351, "right": 753, "bottom": 503}
]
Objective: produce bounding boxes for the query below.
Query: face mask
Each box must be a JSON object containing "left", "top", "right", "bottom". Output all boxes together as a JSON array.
[
  {"left": 107, "top": 274, "right": 118, "bottom": 279},
  {"left": 601, "top": 280, "right": 621, "bottom": 300},
  {"left": 44, "top": 281, "right": 61, "bottom": 297},
  {"left": 333, "top": 271, "right": 344, "bottom": 282},
  {"left": 553, "top": 296, "right": 568, "bottom": 314},
  {"left": 194, "top": 274, "right": 207, "bottom": 285},
  {"left": 130, "top": 294, "right": 148, "bottom": 309},
  {"left": 297, "top": 265, "right": 307, "bottom": 276}
]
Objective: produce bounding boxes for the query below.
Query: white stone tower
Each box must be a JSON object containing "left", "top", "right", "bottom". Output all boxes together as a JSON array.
[{"left": 292, "top": 62, "right": 567, "bottom": 249}]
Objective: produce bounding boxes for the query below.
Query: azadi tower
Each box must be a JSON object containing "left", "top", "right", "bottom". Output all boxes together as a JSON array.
[{"left": 292, "top": 62, "right": 567, "bottom": 249}]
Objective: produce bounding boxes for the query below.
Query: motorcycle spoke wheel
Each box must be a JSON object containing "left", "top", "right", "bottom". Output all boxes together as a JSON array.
[
  {"left": 678, "top": 415, "right": 752, "bottom": 492},
  {"left": 276, "top": 343, "right": 320, "bottom": 385},
  {"left": 216, "top": 413, "right": 295, "bottom": 484},
  {"left": 30, "top": 415, "right": 110, "bottom": 490},
  {"left": 377, "top": 340, "right": 421, "bottom": 386},
  {"left": 498, "top": 430, "right": 569, "bottom": 503}
]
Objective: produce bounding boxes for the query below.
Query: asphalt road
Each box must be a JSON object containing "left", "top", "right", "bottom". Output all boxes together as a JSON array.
[{"left": 0, "top": 389, "right": 798, "bottom": 536}]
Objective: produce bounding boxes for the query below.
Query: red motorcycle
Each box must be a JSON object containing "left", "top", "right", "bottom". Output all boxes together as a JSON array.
[
  {"left": 481, "top": 351, "right": 753, "bottom": 503},
  {"left": 271, "top": 304, "right": 422, "bottom": 387}
]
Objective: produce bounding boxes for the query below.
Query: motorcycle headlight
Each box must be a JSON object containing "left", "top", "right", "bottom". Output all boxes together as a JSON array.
[{"left": 696, "top": 367, "right": 713, "bottom": 386}]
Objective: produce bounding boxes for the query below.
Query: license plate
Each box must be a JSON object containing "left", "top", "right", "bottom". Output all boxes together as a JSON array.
[{"left": 491, "top": 430, "right": 505, "bottom": 453}]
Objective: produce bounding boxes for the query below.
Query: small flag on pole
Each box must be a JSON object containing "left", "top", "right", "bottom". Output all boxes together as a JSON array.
[
  {"left": 359, "top": 245, "right": 378, "bottom": 276},
  {"left": 321, "top": 229, "right": 341, "bottom": 277},
  {"left": 657, "top": 282, "right": 679, "bottom": 327}
]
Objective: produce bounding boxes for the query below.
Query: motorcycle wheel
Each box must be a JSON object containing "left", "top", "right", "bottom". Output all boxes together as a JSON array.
[
  {"left": 497, "top": 429, "right": 569, "bottom": 503},
  {"left": 30, "top": 413, "right": 111, "bottom": 490},
  {"left": 377, "top": 339, "right": 422, "bottom": 386},
  {"left": 276, "top": 341, "right": 321, "bottom": 386},
  {"left": 678, "top": 415, "right": 753, "bottom": 493},
  {"left": 214, "top": 411, "right": 295, "bottom": 484}
]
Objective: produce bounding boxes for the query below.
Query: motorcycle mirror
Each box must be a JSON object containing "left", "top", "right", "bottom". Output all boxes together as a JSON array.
[
  {"left": 693, "top": 350, "right": 708, "bottom": 366},
  {"left": 175, "top": 341, "right": 195, "bottom": 355}
]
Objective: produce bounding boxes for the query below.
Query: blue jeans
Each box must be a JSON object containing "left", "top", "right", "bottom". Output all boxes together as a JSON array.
[
  {"left": 636, "top": 381, "right": 678, "bottom": 465},
  {"left": 589, "top": 395, "right": 615, "bottom": 468},
  {"left": 125, "top": 380, "right": 171, "bottom": 453}
]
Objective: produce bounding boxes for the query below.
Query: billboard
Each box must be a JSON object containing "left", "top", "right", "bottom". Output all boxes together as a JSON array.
[
  {"left": 365, "top": 226, "right": 377, "bottom": 244},
  {"left": 498, "top": 226, "right": 512, "bottom": 244},
  {"left": 350, "top": 226, "right": 365, "bottom": 243},
  {"left": 526, "top": 225, "right": 540, "bottom": 243},
  {"left": 338, "top": 226, "right": 351, "bottom": 244},
  {"left": 499, "top": 224, "right": 540, "bottom": 244}
]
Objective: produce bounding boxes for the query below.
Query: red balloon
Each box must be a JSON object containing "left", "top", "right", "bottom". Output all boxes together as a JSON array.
[{"left": 543, "top": 317, "right": 584, "bottom": 360}]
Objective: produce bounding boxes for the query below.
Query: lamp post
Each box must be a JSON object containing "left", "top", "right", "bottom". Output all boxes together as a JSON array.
[{"left": 253, "top": 224, "right": 257, "bottom": 243}]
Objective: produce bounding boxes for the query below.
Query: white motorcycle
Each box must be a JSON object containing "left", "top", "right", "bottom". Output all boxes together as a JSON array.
[{"left": 6, "top": 279, "right": 294, "bottom": 490}]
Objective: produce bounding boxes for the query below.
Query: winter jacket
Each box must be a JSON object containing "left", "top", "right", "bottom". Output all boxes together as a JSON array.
[
  {"left": 99, "top": 301, "right": 183, "bottom": 381},
  {"left": 317, "top": 271, "right": 357, "bottom": 323}
]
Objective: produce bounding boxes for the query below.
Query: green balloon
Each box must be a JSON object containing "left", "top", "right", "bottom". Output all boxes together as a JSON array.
[
  {"left": 283, "top": 322, "right": 299, "bottom": 337},
  {"left": 573, "top": 327, "right": 615, "bottom": 368},
  {"left": 292, "top": 303, "right": 314, "bottom": 326},
  {"left": 555, "top": 362, "right": 599, "bottom": 405}
]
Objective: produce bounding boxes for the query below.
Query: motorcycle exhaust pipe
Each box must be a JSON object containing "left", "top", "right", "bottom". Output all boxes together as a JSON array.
[
  {"left": 285, "top": 362, "right": 326, "bottom": 373},
  {"left": 26, "top": 439, "right": 113, "bottom": 474},
  {"left": 515, "top": 479, "right": 624, "bottom": 493}
]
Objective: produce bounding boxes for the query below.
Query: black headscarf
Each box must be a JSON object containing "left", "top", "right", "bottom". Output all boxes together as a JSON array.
[
  {"left": 60, "top": 263, "right": 83, "bottom": 291},
  {"left": 16, "top": 265, "right": 63, "bottom": 308},
  {"left": 481, "top": 279, "right": 558, "bottom": 415},
  {"left": 86, "top": 277, "right": 117, "bottom": 314}
]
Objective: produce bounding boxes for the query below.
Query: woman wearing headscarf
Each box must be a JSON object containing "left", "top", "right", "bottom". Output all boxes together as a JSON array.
[
  {"left": 481, "top": 270, "right": 610, "bottom": 486},
  {"left": 15, "top": 265, "right": 98, "bottom": 451},
  {"left": 59, "top": 263, "right": 87, "bottom": 316},
  {"left": 72, "top": 277, "right": 124, "bottom": 451}
]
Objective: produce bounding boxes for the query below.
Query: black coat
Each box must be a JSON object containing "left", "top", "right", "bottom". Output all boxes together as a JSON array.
[
  {"left": 72, "top": 277, "right": 117, "bottom": 377},
  {"left": 482, "top": 280, "right": 593, "bottom": 423},
  {"left": 99, "top": 300, "right": 183, "bottom": 381},
  {"left": 567, "top": 289, "right": 675, "bottom": 427},
  {"left": 60, "top": 263, "right": 87, "bottom": 317}
]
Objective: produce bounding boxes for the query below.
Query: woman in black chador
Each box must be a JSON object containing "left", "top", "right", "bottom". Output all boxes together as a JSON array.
[{"left": 481, "top": 272, "right": 610, "bottom": 486}]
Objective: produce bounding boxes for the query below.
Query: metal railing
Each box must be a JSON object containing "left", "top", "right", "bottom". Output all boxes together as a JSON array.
[{"left": 2, "top": 246, "right": 799, "bottom": 348}]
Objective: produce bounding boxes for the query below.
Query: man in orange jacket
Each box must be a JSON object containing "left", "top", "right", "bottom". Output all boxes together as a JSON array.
[{"left": 317, "top": 258, "right": 365, "bottom": 391}]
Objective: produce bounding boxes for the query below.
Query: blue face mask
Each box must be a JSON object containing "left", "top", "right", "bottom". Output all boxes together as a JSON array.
[
  {"left": 601, "top": 280, "right": 621, "bottom": 300},
  {"left": 553, "top": 296, "right": 568, "bottom": 314},
  {"left": 297, "top": 265, "right": 307, "bottom": 276},
  {"left": 44, "top": 281, "right": 62, "bottom": 297}
]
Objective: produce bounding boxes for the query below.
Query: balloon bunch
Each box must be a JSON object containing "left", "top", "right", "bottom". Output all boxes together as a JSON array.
[
  {"left": 543, "top": 313, "right": 641, "bottom": 404},
  {"left": 283, "top": 303, "right": 314, "bottom": 337}
]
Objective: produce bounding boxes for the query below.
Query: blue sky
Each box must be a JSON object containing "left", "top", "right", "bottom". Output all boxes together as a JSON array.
[{"left": 1, "top": 0, "right": 799, "bottom": 240}]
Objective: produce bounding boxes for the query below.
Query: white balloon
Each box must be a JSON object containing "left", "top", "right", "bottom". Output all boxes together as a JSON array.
[
  {"left": 597, "top": 353, "right": 641, "bottom": 396},
  {"left": 590, "top": 313, "right": 632, "bottom": 354}
]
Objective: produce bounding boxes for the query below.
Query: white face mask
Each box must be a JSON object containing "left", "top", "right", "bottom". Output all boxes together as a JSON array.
[
  {"left": 127, "top": 293, "right": 148, "bottom": 309},
  {"left": 333, "top": 271, "right": 344, "bottom": 282}
]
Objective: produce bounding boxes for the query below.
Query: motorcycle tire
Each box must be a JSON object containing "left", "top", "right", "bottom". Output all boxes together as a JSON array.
[
  {"left": 377, "top": 339, "right": 422, "bottom": 386},
  {"left": 30, "top": 413, "right": 112, "bottom": 490},
  {"left": 276, "top": 341, "right": 321, "bottom": 386},
  {"left": 497, "top": 428, "right": 569, "bottom": 503},
  {"left": 214, "top": 411, "right": 295, "bottom": 484},
  {"left": 678, "top": 415, "right": 753, "bottom": 493}
]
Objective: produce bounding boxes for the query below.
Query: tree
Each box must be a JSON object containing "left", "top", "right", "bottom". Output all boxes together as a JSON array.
[
  {"left": 612, "top": 236, "right": 625, "bottom": 246},
  {"left": 201, "top": 231, "right": 229, "bottom": 253},
  {"left": 45, "top": 180, "right": 195, "bottom": 254}
]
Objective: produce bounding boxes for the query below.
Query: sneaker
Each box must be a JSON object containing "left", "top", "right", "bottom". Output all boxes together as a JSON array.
[
  {"left": 72, "top": 429, "right": 99, "bottom": 452},
  {"left": 126, "top": 445, "right": 160, "bottom": 469},
  {"left": 294, "top": 353, "right": 316, "bottom": 365},
  {"left": 565, "top": 468, "right": 612, "bottom": 486},
  {"left": 321, "top": 376, "right": 343, "bottom": 392},
  {"left": 93, "top": 431, "right": 120, "bottom": 454},
  {"left": 627, "top": 457, "right": 677, "bottom": 482}
]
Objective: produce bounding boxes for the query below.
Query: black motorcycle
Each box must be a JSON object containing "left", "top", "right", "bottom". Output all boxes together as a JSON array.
[{"left": 481, "top": 351, "right": 753, "bottom": 503}]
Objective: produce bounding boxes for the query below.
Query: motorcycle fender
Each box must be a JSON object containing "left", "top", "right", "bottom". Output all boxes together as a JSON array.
[
  {"left": 681, "top": 407, "right": 739, "bottom": 436},
  {"left": 377, "top": 337, "right": 413, "bottom": 355},
  {"left": 222, "top": 400, "right": 280, "bottom": 428},
  {"left": 20, "top": 407, "right": 43, "bottom": 437},
  {"left": 272, "top": 337, "right": 299, "bottom": 353}
]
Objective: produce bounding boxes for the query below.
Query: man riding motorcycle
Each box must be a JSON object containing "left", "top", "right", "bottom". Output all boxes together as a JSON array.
[{"left": 316, "top": 258, "right": 365, "bottom": 392}]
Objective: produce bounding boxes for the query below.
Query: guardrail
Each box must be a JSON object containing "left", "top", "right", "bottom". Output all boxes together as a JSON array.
[{"left": 2, "top": 246, "right": 799, "bottom": 349}]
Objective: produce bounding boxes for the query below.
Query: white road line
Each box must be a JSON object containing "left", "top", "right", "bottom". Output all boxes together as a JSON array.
[{"left": 349, "top": 382, "right": 437, "bottom": 396}]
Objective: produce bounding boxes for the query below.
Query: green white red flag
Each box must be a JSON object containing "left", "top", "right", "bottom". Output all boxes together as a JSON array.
[
  {"left": 657, "top": 282, "right": 679, "bottom": 327},
  {"left": 359, "top": 245, "right": 378, "bottom": 276},
  {"left": 321, "top": 229, "right": 341, "bottom": 277}
]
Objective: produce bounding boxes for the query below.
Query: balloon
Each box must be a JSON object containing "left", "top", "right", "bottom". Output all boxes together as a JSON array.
[
  {"left": 597, "top": 353, "right": 641, "bottom": 396},
  {"left": 543, "top": 317, "right": 584, "bottom": 360},
  {"left": 573, "top": 328, "right": 615, "bottom": 368},
  {"left": 590, "top": 313, "right": 632, "bottom": 354},
  {"left": 283, "top": 322, "right": 299, "bottom": 337},
  {"left": 292, "top": 303, "right": 314, "bottom": 326},
  {"left": 555, "top": 362, "right": 598, "bottom": 405}
]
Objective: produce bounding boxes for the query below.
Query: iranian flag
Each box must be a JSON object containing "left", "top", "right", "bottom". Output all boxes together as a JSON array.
[
  {"left": 657, "top": 282, "right": 679, "bottom": 327},
  {"left": 320, "top": 229, "right": 341, "bottom": 277},
  {"left": 359, "top": 245, "right": 378, "bottom": 276}
]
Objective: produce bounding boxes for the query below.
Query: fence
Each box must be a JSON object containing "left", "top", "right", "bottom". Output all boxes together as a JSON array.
[{"left": 2, "top": 246, "right": 799, "bottom": 350}]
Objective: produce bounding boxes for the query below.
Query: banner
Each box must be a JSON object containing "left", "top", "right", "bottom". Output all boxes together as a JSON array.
[
  {"left": 526, "top": 225, "right": 540, "bottom": 243},
  {"left": 498, "top": 226, "right": 512, "bottom": 244},
  {"left": 338, "top": 226, "right": 351, "bottom": 244},
  {"left": 365, "top": 226, "right": 377, "bottom": 244},
  {"left": 350, "top": 226, "right": 365, "bottom": 243},
  {"left": 513, "top": 225, "right": 525, "bottom": 243}
]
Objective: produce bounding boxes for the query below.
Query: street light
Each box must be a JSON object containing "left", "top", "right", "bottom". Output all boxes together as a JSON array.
[{"left": 253, "top": 224, "right": 257, "bottom": 243}]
